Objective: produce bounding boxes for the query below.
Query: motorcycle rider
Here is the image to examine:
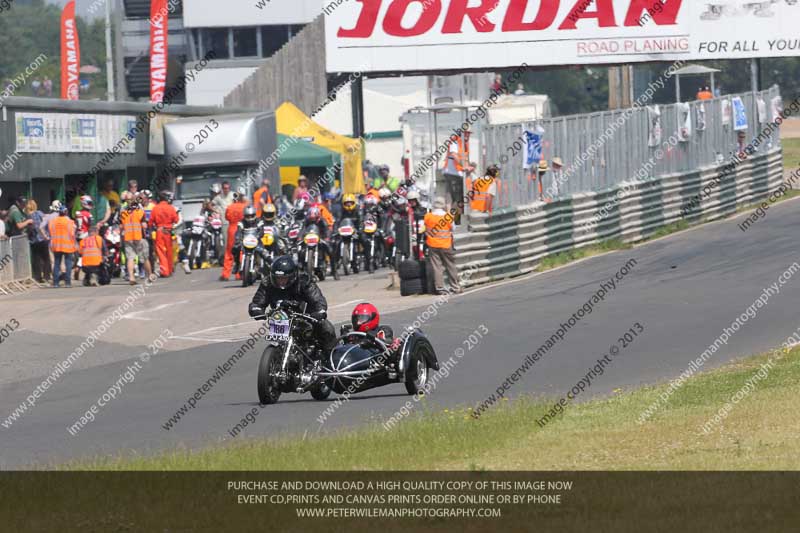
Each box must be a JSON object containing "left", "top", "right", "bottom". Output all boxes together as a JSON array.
[
  {"left": 233, "top": 205, "right": 262, "bottom": 276},
  {"left": 301, "top": 206, "right": 335, "bottom": 272},
  {"left": 248, "top": 255, "right": 337, "bottom": 358},
  {"left": 259, "top": 203, "right": 285, "bottom": 257},
  {"left": 342, "top": 302, "right": 403, "bottom": 353}
]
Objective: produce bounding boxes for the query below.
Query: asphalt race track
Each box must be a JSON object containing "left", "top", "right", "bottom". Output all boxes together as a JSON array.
[{"left": 2, "top": 199, "right": 800, "bottom": 468}]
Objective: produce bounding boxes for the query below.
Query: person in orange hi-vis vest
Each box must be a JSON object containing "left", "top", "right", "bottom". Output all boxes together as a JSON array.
[
  {"left": 221, "top": 193, "right": 248, "bottom": 281},
  {"left": 120, "top": 199, "right": 152, "bottom": 285},
  {"left": 253, "top": 178, "right": 274, "bottom": 218},
  {"left": 442, "top": 129, "right": 470, "bottom": 224},
  {"left": 49, "top": 205, "right": 78, "bottom": 288},
  {"left": 79, "top": 226, "right": 105, "bottom": 286},
  {"left": 470, "top": 164, "right": 500, "bottom": 214},
  {"left": 424, "top": 197, "right": 462, "bottom": 294},
  {"left": 150, "top": 191, "right": 180, "bottom": 277}
]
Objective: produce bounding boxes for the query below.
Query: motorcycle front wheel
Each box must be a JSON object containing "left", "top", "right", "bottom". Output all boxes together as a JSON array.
[{"left": 258, "top": 345, "right": 283, "bottom": 405}]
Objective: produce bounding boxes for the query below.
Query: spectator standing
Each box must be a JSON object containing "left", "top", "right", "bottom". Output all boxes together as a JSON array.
[
  {"left": 697, "top": 86, "right": 713, "bottom": 100},
  {"left": 7, "top": 195, "right": 33, "bottom": 237},
  {"left": 550, "top": 157, "right": 564, "bottom": 198},
  {"left": 100, "top": 179, "right": 121, "bottom": 212},
  {"left": 43, "top": 77, "right": 53, "bottom": 97},
  {"left": 31, "top": 78, "right": 42, "bottom": 96},
  {"left": 293, "top": 175, "right": 310, "bottom": 202},
  {"left": 0, "top": 209, "right": 7, "bottom": 239},
  {"left": 470, "top": 165, "right": 499, "bottom": 214},
  {"left": 25, "top": 199, "right": 51, "bottom": 283},
  {"left": 490, "top": 74, "right": 503, "bottom": 94},
  {"left": 120, "top": 198, "right": 152, "bottom": 285},
  {"left": 212, "top": 181, "right": 235, "bottom": 251},
  {"left": 48, "top": 205, "right": 78, "bottom": 288},
  {"left": 424, "top": 197, "right": 461, "bottom": 295},
  {"left": 253, "top": 178, "right": 274, "bottom": 218},
  {"left": 40, "top": 200, "right": 61, "bottom": 241}
]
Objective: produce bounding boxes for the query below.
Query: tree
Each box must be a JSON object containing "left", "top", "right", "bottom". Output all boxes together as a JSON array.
[{"left": 0, "top": 1, "right": 108, "bottom": 99}]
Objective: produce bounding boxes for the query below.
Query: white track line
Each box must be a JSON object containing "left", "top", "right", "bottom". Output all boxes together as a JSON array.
[{"left": 123, "top": 300, "right": 189, "bottom": 320}]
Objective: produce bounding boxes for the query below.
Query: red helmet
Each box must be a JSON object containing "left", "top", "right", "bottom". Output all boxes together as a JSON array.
[
  {"left": 351, "top": 302, "right": 379, "bottom": 333},
  {"left": 307, "top": 206, "right": 321, "bottom": 222}
]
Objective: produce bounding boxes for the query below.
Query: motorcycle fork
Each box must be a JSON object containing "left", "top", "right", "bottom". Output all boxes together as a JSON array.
[{"left": 281, "top": 337, "right": 294, "bottom": 372}]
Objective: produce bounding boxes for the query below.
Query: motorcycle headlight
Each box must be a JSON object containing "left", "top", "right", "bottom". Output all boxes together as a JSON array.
[{"left": 270, "top": 309, "right": 289, "bottom": 321}]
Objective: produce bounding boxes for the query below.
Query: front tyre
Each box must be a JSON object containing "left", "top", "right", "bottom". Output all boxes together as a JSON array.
[
  {"left": 404, "top": 349, "right": 429, "bottom": 395},
  {"left": 257, "top": 345, "right": 283, "bottom": 405}
]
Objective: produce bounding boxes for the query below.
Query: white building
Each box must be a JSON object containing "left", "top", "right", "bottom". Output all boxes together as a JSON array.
[{"left": 182, "top": 0, "right": 323, "bottom": 106}]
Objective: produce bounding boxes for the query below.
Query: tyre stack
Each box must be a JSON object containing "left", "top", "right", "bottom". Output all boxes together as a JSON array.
[{"left": 398, "top": 259, "right": 426, "bottom": 296}]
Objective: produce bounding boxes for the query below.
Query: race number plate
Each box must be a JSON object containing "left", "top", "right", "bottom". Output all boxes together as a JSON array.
[
  {"left": 267, "top": 318, "right": 290, "bottom": 340},
  {"left": 243, "top": 235, "right": 259, "bottom": 248},
  {"left": 364, "top": 220, "right": 377, "bottom": 233}
]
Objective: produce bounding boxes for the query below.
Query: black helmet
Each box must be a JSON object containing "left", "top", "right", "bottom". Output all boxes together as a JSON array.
[
  {"left": 270, "top": 255, "right": 298, "bottom": 290},
  {"left": 487, "top": 164, "right": 501, "bottom": 177}
]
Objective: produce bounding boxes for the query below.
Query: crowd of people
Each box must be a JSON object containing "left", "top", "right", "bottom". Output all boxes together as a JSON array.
[
  {"left": 0, "top": 179, "right": 181, "bottom": 288},
  {"left": 0, "top": 158, "right": 509, "bottom": 294}
]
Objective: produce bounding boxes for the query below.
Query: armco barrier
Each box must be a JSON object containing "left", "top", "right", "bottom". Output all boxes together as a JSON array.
[
  {"left": 0, "top": 235, "right": 34, "bottom": 294},
  {"left": 455, "top": 149, "right": 783, "bottom": 287}
]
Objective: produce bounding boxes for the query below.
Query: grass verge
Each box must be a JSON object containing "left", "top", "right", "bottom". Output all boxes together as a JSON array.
[
  {"left": 782, "top": 138, "right": 800, "bottom": 170},
  {"left": 67, "top": 345, "right": 800, "bottom": 471}
]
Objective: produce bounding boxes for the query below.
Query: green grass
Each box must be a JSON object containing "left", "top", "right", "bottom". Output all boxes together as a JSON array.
[
  {"left": 536, "top": 238, "right": 631, "bottom": 272},
  {"left": 66, "top": 346, "right": 800, "bottom": 471},
  {"left": 782, "top": 138, "right": 800, "bottom": 171}
]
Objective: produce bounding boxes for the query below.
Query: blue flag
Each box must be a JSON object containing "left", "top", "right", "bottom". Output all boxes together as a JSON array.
[{"left": 523, "top": 130, "right": 542, "bottom": 169}]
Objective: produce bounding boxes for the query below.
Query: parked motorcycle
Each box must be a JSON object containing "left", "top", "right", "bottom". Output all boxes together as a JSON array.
[
  {"left": 361, "top": 215, "right": 382, "bottom": 274},
  {"left": 254, "top": 300, "right": 440, "bottom": 405},
  {"left": 298, "top": 227, "right": 326, "bottom": 282},
  {"left": 335, "top": 218, "right": 357, "bottom": 276},
  {"left": 208, "top": 212, "right": 224, "bottom": 264},
  {"left": 186, "top": 215, "right": 209, "bottom": 270},
  {"left": 103, "top": 224, "right": 122, "bottom": 279},
  {"left": 285, "top": 221, "right": 303, "bottom": 259},
  {"left": 103, "top": 225, "right": 122, "bottom": 281},
  {"left": 240, "top": 226, "right": 262, "bottom": 287}
]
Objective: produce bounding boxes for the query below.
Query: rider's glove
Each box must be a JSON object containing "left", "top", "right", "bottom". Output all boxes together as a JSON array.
[
  {"left": 310, "top": 310, "right": 327, "bottom": 321},
  {"left": 248, "top": 303, "right": 265, "bottom": 318}
]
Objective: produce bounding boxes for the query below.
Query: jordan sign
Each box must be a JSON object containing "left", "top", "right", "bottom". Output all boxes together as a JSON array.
[{"left": 325, "top": 0, "right": 800, "bottom": 73}]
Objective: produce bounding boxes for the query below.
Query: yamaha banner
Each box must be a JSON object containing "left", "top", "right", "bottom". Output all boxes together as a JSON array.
[
  {"left": 60, "top": 0, "right": 80, "bottom": 100},
  {"left": 150, "top": 0, "right": 169, "bottom": 103}
]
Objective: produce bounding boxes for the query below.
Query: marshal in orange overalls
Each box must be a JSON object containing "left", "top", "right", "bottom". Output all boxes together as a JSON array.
[
  {"left": 222, "top": 201, "right": 247, "bottom": 280},
  {"left": 150, "top": 200, "right": 179, "bottom": 277}
]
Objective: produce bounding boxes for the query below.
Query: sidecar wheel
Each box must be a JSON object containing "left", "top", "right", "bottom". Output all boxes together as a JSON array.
[
  {"left": 405, "top": 349, "right": 429, "bottom": 395},
  {"left": 310, "top": 381, "right": 332, "bottom": 401},
  {"left": 258, "top": 346, "right": 282, "bottom": 405}
]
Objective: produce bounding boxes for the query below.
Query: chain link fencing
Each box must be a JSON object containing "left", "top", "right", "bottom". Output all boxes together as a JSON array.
[{"left": 484, "top": 86, "right": 783, "bottom": 211}]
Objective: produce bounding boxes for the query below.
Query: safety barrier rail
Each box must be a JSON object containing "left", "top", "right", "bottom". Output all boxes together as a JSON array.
[
  {"left": 455, "top": 149, "right": 783, "bottom": 287},
  {"left": 0, "top": 235, "right": 34, "bottom": 294}
]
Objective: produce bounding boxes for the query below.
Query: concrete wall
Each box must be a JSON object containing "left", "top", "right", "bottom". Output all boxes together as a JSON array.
[{"left": 223, "top": 17, "right": 327, "bottom": 116}]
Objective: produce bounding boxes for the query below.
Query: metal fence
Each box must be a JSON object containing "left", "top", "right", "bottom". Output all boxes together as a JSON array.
[
  {"left": 0, "top": 236, "right": 32, "bottom": 290},
  {"left": 484, "top": 86, "right": 783, "bottom": 210}
]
